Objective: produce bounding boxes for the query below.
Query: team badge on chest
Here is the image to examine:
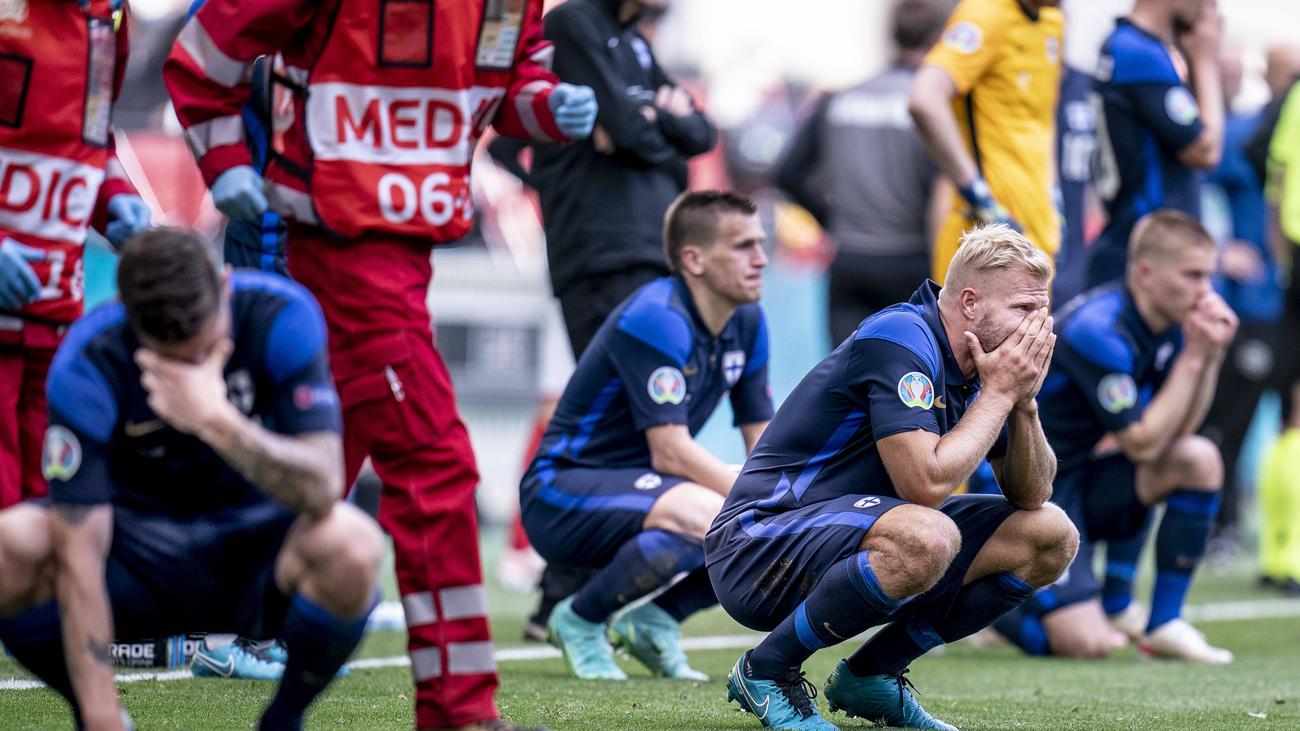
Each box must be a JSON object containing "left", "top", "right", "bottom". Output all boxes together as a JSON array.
[{"left": 723, "top": 350, "right": 746, "bottom": 386}]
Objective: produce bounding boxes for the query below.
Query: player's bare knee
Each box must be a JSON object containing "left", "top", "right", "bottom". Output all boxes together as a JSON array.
[
  {"left": 331, "top": 505, "right": 384, "bottom": 582},
  {"left": 645, "top": 484, "right": 723, "bottom": 540},
  {"left": 867, "top": 506, "right": 960, "bottom": 595},
  {"left": 1165, "top": 435, "right": 1223, "bottom": 489},
  {"left": 1053, "top": 632, "right": 1114, "bottom": 660},
  {"left": 1020, "top": 504, "right": 1079, "bottom": 587},
  {"left": 0, "top": 505, "right": 56, "bottom": 611}
]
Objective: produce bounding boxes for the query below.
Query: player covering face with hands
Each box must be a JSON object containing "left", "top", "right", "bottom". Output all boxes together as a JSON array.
[{"left": 709, "top": 224, "right": 1077, "bottom": 730}]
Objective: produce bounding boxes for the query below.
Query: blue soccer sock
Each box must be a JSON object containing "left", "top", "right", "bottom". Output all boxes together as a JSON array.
[
  {"left": 570, "top": 530, "right": 703, "bottom": 623},
  {"left": 992, "top": 606, "right": 1050, "bottom": 656},
  {"left": 0, "top": 601, "right": 78, "bottom": 716},
  {"left": 1147, "top": 490, "right": 1219, "bottom": 633},
  {"left": 652, "top": 568, "right": 718, "bottom": 622},
  {"left": 259, "top": 591, "right": 377, "bottom": 731},
  {"left": 747, "top": 550, "right": 904, "bottom": 680},
  {"left": 849, "top": 572, "right": 1035, "bottom": 675},
  {"left": 1102, "top": 515, "right": 1150, "bottom": 616}
]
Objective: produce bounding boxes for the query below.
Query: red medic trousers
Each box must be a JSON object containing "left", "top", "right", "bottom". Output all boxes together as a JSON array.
[
  {"left": 0, "top": 320, "right": 61, "bottom": 508},
  {"left": 287, "top": 226, "right": 498, "bottom": 728}
]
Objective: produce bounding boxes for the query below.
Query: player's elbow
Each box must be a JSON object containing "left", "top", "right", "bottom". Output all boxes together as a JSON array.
[
  {"left": 1119, "top": 439, "right": 1162, "bottom": 466},
  {"left": 895, "top": 481, "right": 950, "bottom": 510}
]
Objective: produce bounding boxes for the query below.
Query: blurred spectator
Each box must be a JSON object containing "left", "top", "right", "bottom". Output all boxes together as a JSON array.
[
  {"left": 1258, "top": 78, "right": 1300, "bottom": 595},
  {"left": 1243, "top": 44, "right": 1300, "bottom": 185},
  {"left": 909, "top": 0, "right": 1064, "bottom": 284},
  {"left": 1197, "top": 46, "right": 1281, "bottom": 560},
  {"left": 1052, "top": 63, "right": 1099, "bottom": 305},
  {"left": 1086, "top": 0, "right": 1224, "bottom": 288},
  {"left": 534, "top": 0, "right": 717, "bottom": 358},
  {"left": 775, "top": 0, "right": 948, "bottom": 347}
]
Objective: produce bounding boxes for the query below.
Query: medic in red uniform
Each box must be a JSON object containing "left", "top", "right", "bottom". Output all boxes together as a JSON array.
[
  {"left": 0, "top": 0, "right": 151, "bottom": 508},
  {"left": 163, "top": 2, "right": 595, "bottom": 728}
]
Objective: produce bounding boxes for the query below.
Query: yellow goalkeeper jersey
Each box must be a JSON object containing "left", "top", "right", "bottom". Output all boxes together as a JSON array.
[{"left": 925, "top": 0, "right": 1064, "bottom": 282}]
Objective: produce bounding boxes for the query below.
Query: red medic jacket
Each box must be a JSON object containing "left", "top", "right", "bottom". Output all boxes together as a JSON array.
[
  {"left": 164, "top": 0, "right": 571, "bottom": 243},
  {"left": 0, "top": 0, "right": 138, "bottom": 324}
]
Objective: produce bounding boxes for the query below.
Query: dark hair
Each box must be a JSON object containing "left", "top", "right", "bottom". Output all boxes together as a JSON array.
[
  {"left": 662, "top": 190, "right": 757, "bottom": 272},
  {"left": 117, "top": 227, "right": 222, "bottom": 343},
  {"left": 1128, "top": 209, "right": 1215, "bottom": 269},
  {"left": 893, "top": 0, "right": 949, "bottom": 51}
]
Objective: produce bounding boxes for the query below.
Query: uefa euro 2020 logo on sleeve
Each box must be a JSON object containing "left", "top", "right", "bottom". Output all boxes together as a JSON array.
[
  {"left": 648, "top": 366, "right": 686, "bottom": 405},
  {"left": 1097, "top": 373, "right": 1137, "bottom": 414},
  {"left": 897, "top": 372, "right": 934, "bottom": 410}
]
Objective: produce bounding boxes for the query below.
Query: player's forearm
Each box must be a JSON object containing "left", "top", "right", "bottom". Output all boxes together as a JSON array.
[
  {"left": 651, "top": 439, "right": 738, "bottom": 496},
  {"left": 908, "top": 68, "right": 980, "bottom": 189},
  {"left": 1122, "top": 353, "right": 1211, "bottom": 462},
  {"left": 1190, "top": 56, "right": 1225, "bottom": 167},
  {"left": 1178, "top": 356, "right": 1223, "bottom": 437},
  {"left": 998, "top": 403, "right": 1056, "bottom": 509},
  {"left": 197, "top": 403, "right": 342, "bottom": 518},
  {"left": 920, "top": 391, "right": 1014, "bottom": 505},
  {"left": 51, "top": 507, "right": 121, "bottom": 729}
]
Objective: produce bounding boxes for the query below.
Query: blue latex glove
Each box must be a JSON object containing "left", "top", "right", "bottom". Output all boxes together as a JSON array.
[
  {"left": 0, "top": 238, "right": 46, "bottom": 310},
  {"left": 548, "top": 83, "right": 597, "bottom": 140},
  {"left": 211, "top": 165, "right": 268, "bottom": 222},
  {"left": 958, "top": 176, "right": 1021, "bottom": 232},
  {"left": 105, "top": 194, "right": 152, "bottom": 250}
]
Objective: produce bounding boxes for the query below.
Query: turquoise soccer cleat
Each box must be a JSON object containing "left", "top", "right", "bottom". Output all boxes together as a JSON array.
[
  {"left": 823, "top": 660, "right": 957, "bottom": 731},
  {"left": 608, "top": 602, "right": 709, "bottom": 681},
  {"left": 254, "top": 639, "right": 350, "bottom": 677},
  {"left": 547, "top": 597, "right": 627, "bottom": 680},
  {"left": 191, "top": 640, "right": 285, "bottom": 681},
  {"left": 725, "top": 652, "right": 839, "bottom": 730}
]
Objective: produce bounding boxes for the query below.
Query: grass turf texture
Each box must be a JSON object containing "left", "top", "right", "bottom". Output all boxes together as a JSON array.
[{"left": 2, "top": 552, "right": 1297, "bottom": 729}]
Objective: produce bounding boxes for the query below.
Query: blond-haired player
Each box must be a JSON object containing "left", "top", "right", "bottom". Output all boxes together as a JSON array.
[{"left": 710, "top": 224, "right": 1077, "bottom": 730}]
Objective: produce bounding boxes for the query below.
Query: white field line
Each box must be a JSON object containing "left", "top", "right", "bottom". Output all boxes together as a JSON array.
[{"left": 2, "top": 599, "right": 1296, "bottom": 691}]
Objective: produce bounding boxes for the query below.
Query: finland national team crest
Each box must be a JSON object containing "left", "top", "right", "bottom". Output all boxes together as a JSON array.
[
  {"left": 853, "top": 496, "right": 881, "bottom": 509},
  {"left": 1155, "top": 342, "right": 1176, "bottom": 371},
  {"left": 634, "top": 472, "right": 663, "bottom": 491},
  {"left": 647, "top": 366, "right": 686, "bottom": 405},
  {"left": 42, "top": 426, "right": 81, "bottom": 482},
  {"left": 897, "top": 372, "right": 934, "bottom": 410},
  {"left": 1097, "top": 373, "right": 1137, "bottom": 414},
  {"left": 723, "top": 350, "right": 746, "bottom": 387}
]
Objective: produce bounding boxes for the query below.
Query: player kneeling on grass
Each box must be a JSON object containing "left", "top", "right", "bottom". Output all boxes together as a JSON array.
[
  {"left": 707, "top": 225, "right": 1079, "bottom": 731},
  {"left": 993, "top": 210, "right": 1237, "bottom": 664},
  {"left": 519, "top": 191, "right": 774, "bottom": 681},
  {"left": 0, "top": 228, "right": 382, "bottom": 730}
]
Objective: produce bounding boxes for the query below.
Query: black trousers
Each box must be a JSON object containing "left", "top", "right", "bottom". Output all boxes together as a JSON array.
[
  {"left": 827, "top": 250, "right": 930, "bottom": 349},
  {"left": 1200, "top": 320, "right": 1279, "bottom": 531},
  {"left": 557, "top": 264, "right": 669, "bottom": 358}
]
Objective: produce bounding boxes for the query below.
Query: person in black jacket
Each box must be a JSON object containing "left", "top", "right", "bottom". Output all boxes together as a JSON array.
[{"left": 535, "top": 0, "right": 717, "bottom": 358}]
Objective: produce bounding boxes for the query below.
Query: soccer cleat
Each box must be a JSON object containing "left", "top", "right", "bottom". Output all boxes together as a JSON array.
[
  {"left": 608, "top": 602, "right": 709, "bottom": 681},
  {"left": 1106, "top": 602, "right": 1147, "bottom": 644},
  {"left": 725, "top": 652, "right": 839, "bottom": 730},
  {"left": 245, "top": 639, "right": 350, "bottom": 677},
  {"left": 823, "top": 661, "right": 958, "bottom": 731},
  {"left": 191, "top": 639, "right": 285, "bottom": 680},
  {"left": 547, "top": 597, "right": 627, "bottom": 680},
  {"left": 1139, "top": 618, "right": 1233, "bottom": 664}
]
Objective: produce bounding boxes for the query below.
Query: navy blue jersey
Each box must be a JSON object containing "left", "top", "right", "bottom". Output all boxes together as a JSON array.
[
  {"left": 42, "top": 271, "right": 341, "bottom": 515},
  {"left": 1037, "top": 284, "right": 1182, "bottom": 472},
  {"left": 535, "top": 275, "right": 772, "bottom": 471},
  {"left": 712, "top": 281, "right": 1005, "bottom": 536},
  {"left": 1093, "top": 19, "right": 1205, "bottom": 255}
]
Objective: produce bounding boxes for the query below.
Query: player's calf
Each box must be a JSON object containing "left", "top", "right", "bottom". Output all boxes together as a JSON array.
[{"left": 261, "top": 503, "right": 383, "bottom": 730}]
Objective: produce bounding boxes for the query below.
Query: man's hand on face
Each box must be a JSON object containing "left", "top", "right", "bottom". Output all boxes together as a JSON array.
[
  {"left": 964, "top": 308, "right": 1055, "bottom": 409},
  {"left": 135, "top": 339, "right": 235, "bottom": 437},
  {"left": 1181, "top": 292, "right": 1236, "bottom": 359}
]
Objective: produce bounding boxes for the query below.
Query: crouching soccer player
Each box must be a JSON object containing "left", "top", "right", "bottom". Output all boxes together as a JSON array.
[
  {"left": 519, "top": 191, "right": 774, "bottom": 681},
  {"left": 993, "top": 210, "right": 1237, "bottom": 663},
  {"left": 708, "top": 225, "right": 1079, "bottom": 731},
  {"left": 0, "top": 228, "right": 382, "bottom": 729}
]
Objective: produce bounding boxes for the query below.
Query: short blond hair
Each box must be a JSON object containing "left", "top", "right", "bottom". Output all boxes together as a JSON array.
[{"left": 941, "top": 224, "right": 1054, "bottom": 299}]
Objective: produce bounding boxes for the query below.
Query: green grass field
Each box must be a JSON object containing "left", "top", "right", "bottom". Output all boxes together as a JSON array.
[{"left": 3, "top": 541, "right": 1298, "bottom": 730}]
